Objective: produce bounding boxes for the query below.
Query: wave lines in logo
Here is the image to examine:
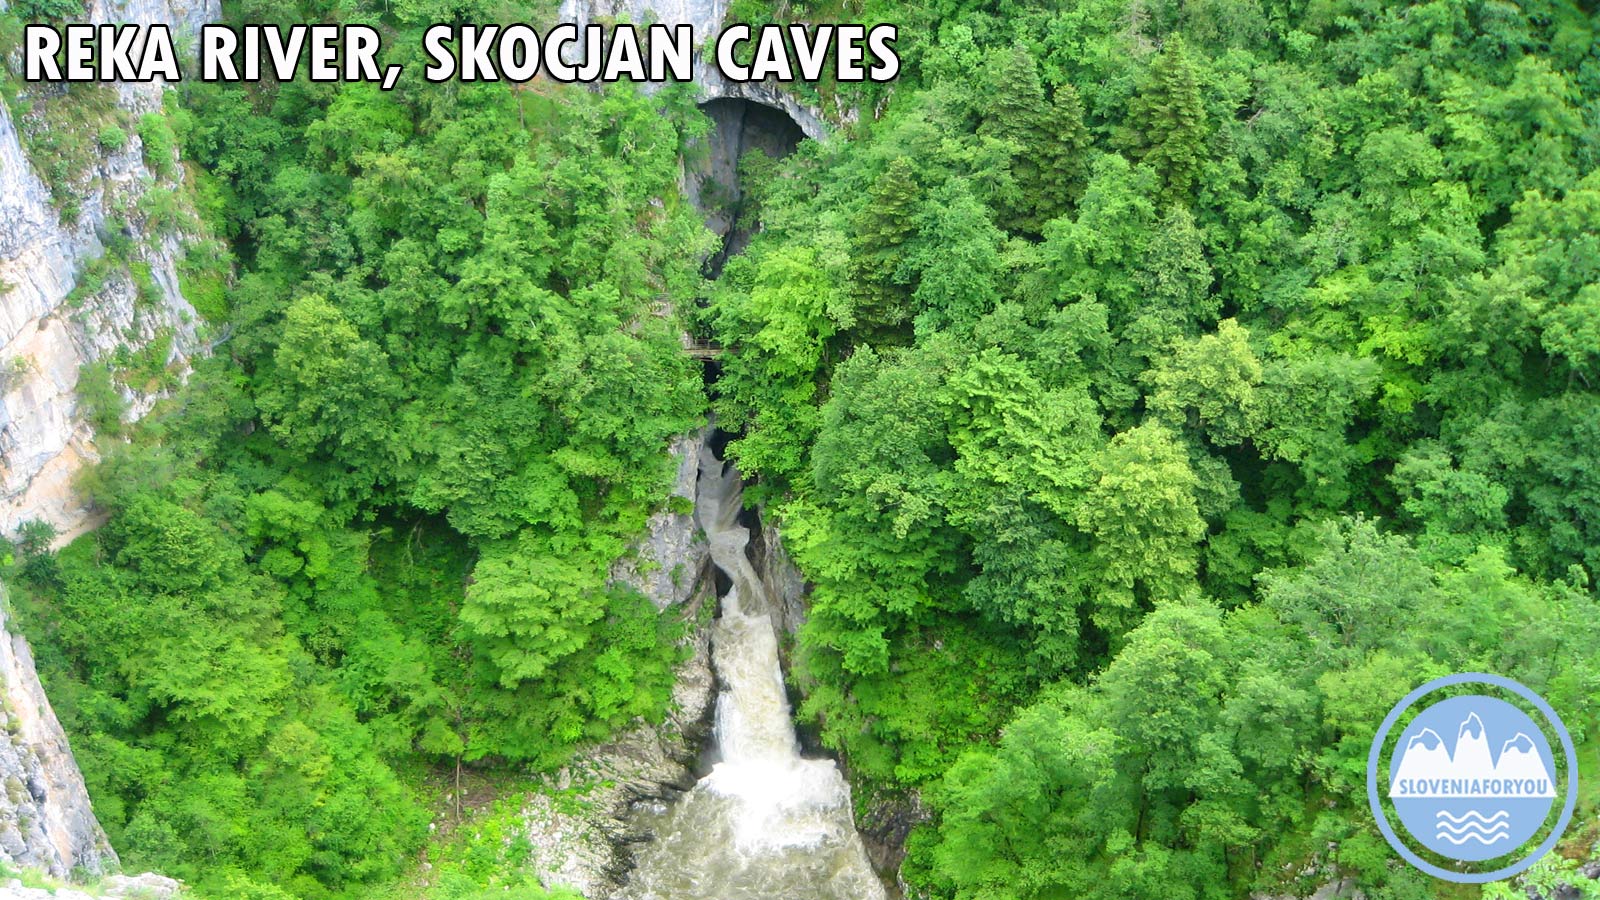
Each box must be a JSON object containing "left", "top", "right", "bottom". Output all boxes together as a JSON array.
[{"left": 1435, "top": 810, "right": 1510, "bottom": 845}]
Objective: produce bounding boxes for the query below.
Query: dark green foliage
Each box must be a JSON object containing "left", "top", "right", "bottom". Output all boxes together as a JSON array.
[
  {"left": 9, "top": 0, "right": 1599, "bottom": 896},
  {"left": 1119, "top": 36, "right": 1209, "bottom": 207},
  {"left": 979, "top": 45, "right": 1090, "bottom": 231},
  {"left": 699, "top": 0, "right": 1600, "bottom": 897},
  {"left": 9, "top": 0, "right": 81, "bottom": 21},
  {"left": 847, "top": 158, "right": 923, "bottom": 338}
]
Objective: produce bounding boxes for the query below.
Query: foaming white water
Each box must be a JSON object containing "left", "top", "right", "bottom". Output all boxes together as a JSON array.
[{"left": 619, "top": 445, "right": 887, "bottom": 900}]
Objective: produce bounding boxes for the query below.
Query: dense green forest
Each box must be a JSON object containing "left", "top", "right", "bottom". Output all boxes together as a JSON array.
[{"left": 2, "top": 0, "right": 1599, "bottom": 897}]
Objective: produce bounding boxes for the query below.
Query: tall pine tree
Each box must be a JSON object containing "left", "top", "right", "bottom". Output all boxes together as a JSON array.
[
  {"left": 848, "top": 157, "right": 922, "bottom": 337},
  {"left": 980, "top": 45, "right": 1090, "bottom": 233},
  {"left": 1120, "top": 35, "right": 1209, "bottom": 207}
]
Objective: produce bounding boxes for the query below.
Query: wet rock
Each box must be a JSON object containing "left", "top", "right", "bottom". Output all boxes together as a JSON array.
[
  {"left": 522, "top": 567, "right": 717, "bottom": 898},
  {"left": 857, "top": 790, "right": 930, "bottom": 896},
  {"left": 752, "top": 517, "right": 808, "bottom": 641}
]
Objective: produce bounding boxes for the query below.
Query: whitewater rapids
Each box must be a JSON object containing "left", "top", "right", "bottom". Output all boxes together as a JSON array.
[{"left": 618, "top": 444, "right": 887, "bottom": 900}]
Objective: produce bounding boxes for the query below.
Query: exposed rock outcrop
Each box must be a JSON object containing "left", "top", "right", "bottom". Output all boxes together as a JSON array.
[
  {"left": 0, "top": 0, "right": 219, "bottom": 542},
  {"left": 521, "top": 576, "right": 716, "bottom": 897},
  {"left": 555, "top": 0, "right": 836, "bottom": 140},
  {"left": 609, "top": 431, "right": 710, "bottom": 611},
  {"left": 751, "top": 518, "right": 806, "bottom": 641},
  {"left": 524, "top": 432, "right": 717, "bottom": 897},
  {"left": 0, "top": 0, "right": 215, "bottom": 884},
  {"left": 0, "top": 872, "right": 184, "bottom": 900},
  {"left": 0, "top": 588, "right": 114, "bottom": 878}
]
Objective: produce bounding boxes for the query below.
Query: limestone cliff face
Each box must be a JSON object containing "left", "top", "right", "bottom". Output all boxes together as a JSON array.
[
  {"left": 609, "top": 431, "right": 711, "bottom": 611},
  {"left": 0, "top": 0, "right": 216, "bottom": 882},
  {"left": 525, "top": 430, "right": 717, "bottom": 898},
  {"left": 556, "top": 0, "right": 835, "bottom": 140},
  {"left": 0, "top": 585, "right": 115, "bottom": 878},
  {"left": 0, "top": 0, "right": 219, "bottom": 542}
]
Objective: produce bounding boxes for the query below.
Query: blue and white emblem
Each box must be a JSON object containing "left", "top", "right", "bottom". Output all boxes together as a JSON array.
[
  {"left": 1368, "top": 673, "right": 1579, "bottom": 883},
  {"left": 1387, "top": 696, "right": 1556, "bottom": 861}
]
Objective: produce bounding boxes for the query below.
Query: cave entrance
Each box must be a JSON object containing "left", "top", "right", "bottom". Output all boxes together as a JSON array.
[{"left": 688, "top": 98, "right": 806, "bottom": 278}]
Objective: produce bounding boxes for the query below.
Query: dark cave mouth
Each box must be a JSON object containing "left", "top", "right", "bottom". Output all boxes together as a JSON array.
[{"left": 692, "top": 97, "right": 806, "bottom": 277}]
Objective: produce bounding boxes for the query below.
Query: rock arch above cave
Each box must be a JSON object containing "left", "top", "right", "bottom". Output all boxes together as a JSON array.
[
  {"left": 687, "top": 97, "right": 805, "bottom": 272},
  {"left": 556, "top": 0, "right": 835, "bottom": 142}
]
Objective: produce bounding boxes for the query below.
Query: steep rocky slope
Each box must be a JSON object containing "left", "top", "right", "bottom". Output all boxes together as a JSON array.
[
  {"left": 0, "top": 0, "right": 218, "bottom": 542},
  {"left": 0, "top": 0, "right": 215, "bottom": 883},
  {"left": 0, "top": 585, "right": 114, "bottom": 878}
]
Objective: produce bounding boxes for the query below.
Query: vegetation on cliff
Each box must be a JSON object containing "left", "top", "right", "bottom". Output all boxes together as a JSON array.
[
  {"left": 702, "top": 0, "right": 1600, "bottom": 897},
  {"left": 7, "top": 2, "right": 712, "bottom": 896},
  {"left": 1, "top": 0, "right": 1597, "bottom": 897}
]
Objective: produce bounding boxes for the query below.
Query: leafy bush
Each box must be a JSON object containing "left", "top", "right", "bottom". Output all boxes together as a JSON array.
[{"left": 95, "top": 124, "right": 127, "bottom": 151}]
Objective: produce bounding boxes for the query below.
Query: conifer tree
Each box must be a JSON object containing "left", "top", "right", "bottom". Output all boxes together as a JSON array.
[
  {"left": 980, "top": 45, "right": 1050, "bottom": 152},
  {"left": 980, "top": 45, "right": 1091, "bottom": 232},
  {"left": 848, "top": 157, "right": 921, "bottom": 336},
  {"left": 1034, "top": 84, "right": 1091, "bottom": 225},
  {"left": 1122, "top": 35, "right": 1209, "bottom": 206}
]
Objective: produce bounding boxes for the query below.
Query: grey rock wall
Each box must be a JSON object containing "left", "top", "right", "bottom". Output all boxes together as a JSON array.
[
  {"left": 0, "top": 0, "right": 219, "bottom": 542},
  {"left": 609, "top": 430, "right": 710, "bottom": 610},
  {"left": 0, "top": 588, "right": 115, "bottom": 878},
  {"left": 753, "top": 517, "right": 806, "bottom": 640},
  {"left": 556, "top": 0, "right": 835, "bottom": 140}
]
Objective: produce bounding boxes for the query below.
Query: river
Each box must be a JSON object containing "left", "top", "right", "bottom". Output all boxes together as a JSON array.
[{"left": 617, "top": 442, "right": 887, "bottom": 899}]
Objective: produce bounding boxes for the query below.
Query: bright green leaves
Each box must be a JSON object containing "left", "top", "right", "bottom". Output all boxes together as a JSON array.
[
  {"left": 462, "top": 530, "right": 609, "bottom": 688},
  {"left": 1076, "top": 423, "right": 1206, "bottom": 634},
  {"left": 255, "top": 293, "right": 402, "bottom": 489},
  {"left": 928, "top": 695, "right": 1116, "bottom": 899},
  {"left": 944, "top": 349, "right": 1102, "bottom": 670},
  {"left": 694, "top": 3, "right": 1599, "bottom": 900},
  {"left": 731, "top": 245, "right": 841, "bottom": 379},
  {"left": 457, "top": 527, "right": 681, "bottom": 762},
  {"left": 447, "top": 156, "right": 560, "bottom": 334},
  {"left": 11, "top": 55, "right": 719, "bottom": 900},
  {"left": 908, "top": 180, "right": 1007, "bottom": 333},
  {"left": 1147, "top": 319, "right": 1263, "bottom": 446},
  {"left": 1258, "top": 517, "right": 1434, "bottom": 663},
  {"left": 1490, "top": 174, "right": 1600, "bottom": 384},
  {"left": 711, "top": 243, "right": 847, "bottom": 482},
  {"left": 925, "top": 522, "right": 1600, "bottom": 900},
  {"left": 304, "top": 82, "right": 412, "bottom": 174},
  {"left": 1100, "top": 603, "right": 1233, "bottom": 796}
]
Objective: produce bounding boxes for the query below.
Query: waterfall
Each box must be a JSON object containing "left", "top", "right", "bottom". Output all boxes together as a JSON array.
[{"left": 618, "top": 443, "right": 887, "bottom": 900}]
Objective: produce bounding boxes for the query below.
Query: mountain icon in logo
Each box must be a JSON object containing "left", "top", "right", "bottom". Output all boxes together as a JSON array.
[
  {"left": 1369, "top": 678, "right": 1577, "bottom": 879},
  {"left": 1390, "top": 711, "right": 1555, "bottom": 798}
]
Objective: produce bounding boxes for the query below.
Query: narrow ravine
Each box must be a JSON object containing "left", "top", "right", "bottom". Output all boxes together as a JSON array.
[
  {"left": 618, "top": 443, "right": 886, "bottom": 900},
  {"left": 616, "top": 97, "right": 885, "bottom": 900}
]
